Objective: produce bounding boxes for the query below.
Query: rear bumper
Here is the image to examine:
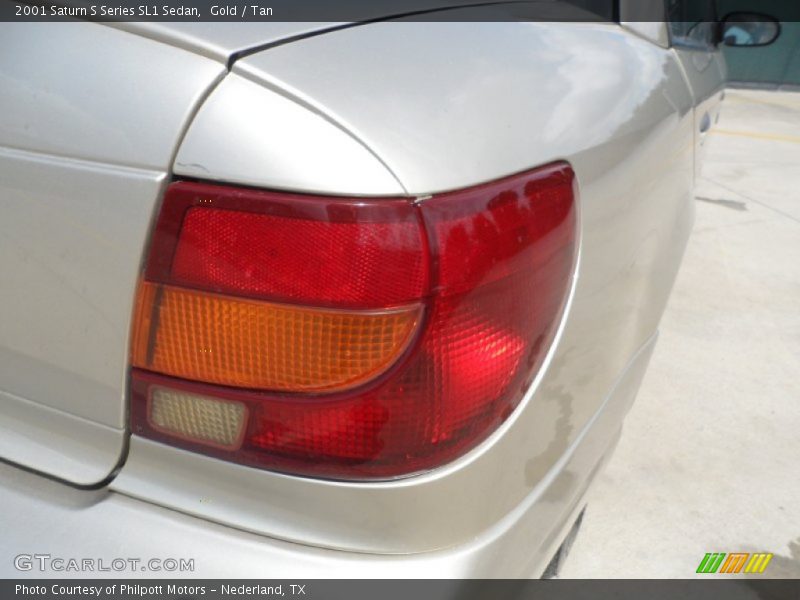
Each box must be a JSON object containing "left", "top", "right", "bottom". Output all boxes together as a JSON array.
[
  {"left": 0, "top": 454, "right": 602, "bottom": 579},
  {"left": 0, "top": 336, "right": 656, "bottom": 578}
]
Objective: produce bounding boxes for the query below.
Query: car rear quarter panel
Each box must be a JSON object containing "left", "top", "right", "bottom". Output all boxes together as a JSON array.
[
  {"left": 116, "top": 21, "right": 696, "bottom": 554},
  {"left": 0, "top": 22, "right": 224, "bottom": 484}
]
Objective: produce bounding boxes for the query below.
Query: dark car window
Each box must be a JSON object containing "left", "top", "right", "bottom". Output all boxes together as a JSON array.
[{"left": 667, "top": 0, "right": 718, "bottom": 48}]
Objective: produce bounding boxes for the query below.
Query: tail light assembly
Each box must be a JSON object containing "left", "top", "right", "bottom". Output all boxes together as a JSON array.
[{"left": 130, "top": 163, "right": 577, "bottom": 480}]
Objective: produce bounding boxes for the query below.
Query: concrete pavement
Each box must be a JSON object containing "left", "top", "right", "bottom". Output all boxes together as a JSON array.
[{"left": 561, "top": 89, "right": 800, "bottom": 578}]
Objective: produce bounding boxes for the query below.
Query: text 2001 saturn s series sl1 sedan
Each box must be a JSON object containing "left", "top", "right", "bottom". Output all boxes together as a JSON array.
[{"left": 0, "top": 0, "right": 780, "bottom": 578}]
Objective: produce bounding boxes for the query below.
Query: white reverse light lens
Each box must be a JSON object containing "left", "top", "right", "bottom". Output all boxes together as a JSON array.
[{"left": 149, "top": 387, "right": 247, "bottom": 450}]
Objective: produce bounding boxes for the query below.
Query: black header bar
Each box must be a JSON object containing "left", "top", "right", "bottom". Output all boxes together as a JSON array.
[
  {"left": 2, "top": 0, "right": 669, "bottom": 23},
  {"left": 4, "top": 580, "right": 800, "bottom": 600}
]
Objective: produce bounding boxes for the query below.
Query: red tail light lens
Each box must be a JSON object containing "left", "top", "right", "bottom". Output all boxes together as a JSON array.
[
  {"left": 131, "top": 163, "right": 577, "bottom": 480},
  {"left": 143, "top": 184, "right": 428, "bottom": 308}
]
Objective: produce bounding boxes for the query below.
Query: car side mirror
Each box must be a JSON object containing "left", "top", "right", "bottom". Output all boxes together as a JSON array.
[{"left": 719, "top": 12, "right": 781, "bottom": 47}]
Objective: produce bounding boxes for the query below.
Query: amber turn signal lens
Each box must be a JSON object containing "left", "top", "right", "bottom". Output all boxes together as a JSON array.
[{"left": 132, "top": 282, "right": 422, "bottom": 393}]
